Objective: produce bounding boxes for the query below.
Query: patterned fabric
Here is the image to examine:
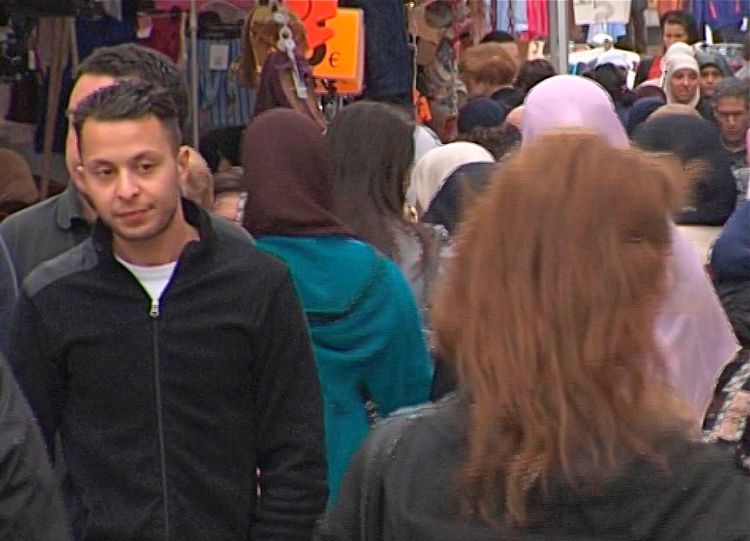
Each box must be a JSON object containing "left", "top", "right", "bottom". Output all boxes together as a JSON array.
[
  {"left": 190, "top": 38, "right": 255, "bottom": 131},
  {"left": 704, "top": 349, "right": 750, "bottom": 472}
]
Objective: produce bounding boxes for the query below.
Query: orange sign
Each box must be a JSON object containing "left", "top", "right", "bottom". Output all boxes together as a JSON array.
[
  {"left": 284, "top": 0, "right": 337, "bottom": 51},
  {"left": 311, "top": 8, "right": 365, "bottom": 93}
]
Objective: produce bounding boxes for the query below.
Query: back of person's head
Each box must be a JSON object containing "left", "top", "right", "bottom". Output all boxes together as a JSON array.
[
  {"left": 634, "top": 111, "right": 722, "bottom": 163},
  {"left": 184, "top": 147, "right": 214, "bottom": 209},
  {"left": 515, "top": 59, "right": 556, "bottom": 94},
  {"left": 480, "top": 30, "right": 515, "bottom": 44},
  {"left": 458, "top": 97, "right": 507, "bottom": 134},
  {"left": 648, "top": 103, "right": 701, "bottom": 121},
  {"left": 0, "top": 149, "right": 38, "bottom": 220},
  {"left": 459, "top": 42, "right": 518, "bottom": 88},
  {"left": 585, "top": 64, "right": 627, "bottom": 103},
  {"left": 712, "top": 77, "right": 750, "bottom": 105},
  {"left": 326, "top": 101, "right": 414, "bottom": 259},
  {"left": 626, "top": 97, "right": 666, "bottom": 136},
  {"left": 212, "top": 167, "right": 246, "bottom": 225},
  {"left": 432, "top": 134, "right": 689, "bottom": 526},
  {"left": 660, "top": 10, "right": 700, "bottom": 45},
  {"left": 72, "top": 80, "right": 182, "bottom": 156},
  {"left": 75, "top": 43, "right": 189, "bottom": 133}
]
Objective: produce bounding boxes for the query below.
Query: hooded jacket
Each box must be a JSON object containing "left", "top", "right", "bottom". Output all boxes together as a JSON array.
[
  {"left": 319, "top": 396, "right": 750, "bottom": 541},
  {"left": 9, "top": 200, "right": 327, "bottom": 540},
  {"left": 256, "top": 235, "right": 433, "bottom": 505}
]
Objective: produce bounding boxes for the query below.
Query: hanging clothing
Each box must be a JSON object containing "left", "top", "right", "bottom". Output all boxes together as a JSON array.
[
  {"left": 656, "top": 0, "right": 688, "bottom": 15},
  {"left": 75, "top": 14, "right": 136, "bottom": 61},
  {"left": 138, "top": 13, "right": 184, "bottom": 64},
  {"left": 409, "top": 142, "right": 495, "bottom": 214},
  {"left": 254, "top": 50, "right": 325, "bottom": 130},
  {"left": 526, "top": 0, "right": 549, "bottom": 39},
  {"left": 356, "top": 0, "right": 413, "bottom": 106},
  {"left": 241, "top": 108, "right": 433, "bottom": 504},
  {"left": 703, "top": 0, "right": 747, "bottom": 31},
  {"left": 190, "top": 37, "right": 255, "bottom": 132}
]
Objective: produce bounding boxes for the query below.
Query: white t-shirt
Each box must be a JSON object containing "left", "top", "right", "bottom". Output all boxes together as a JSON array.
[{"left": 116, "top": 256, "right": 177, "bottom": 302}]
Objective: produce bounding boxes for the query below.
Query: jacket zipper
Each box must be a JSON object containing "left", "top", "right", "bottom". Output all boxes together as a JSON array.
[{"left": 150, "top": 298, "right": 170, "bottom": 540}]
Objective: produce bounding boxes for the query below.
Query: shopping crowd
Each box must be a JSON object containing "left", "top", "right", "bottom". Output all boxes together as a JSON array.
[{"left": 0, "top": 7, "right": 749, "bottom": 541}]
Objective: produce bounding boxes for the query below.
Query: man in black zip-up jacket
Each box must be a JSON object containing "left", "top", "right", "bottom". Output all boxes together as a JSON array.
[{"left": 9, "top": 81, "right": 327, "bottom": 539}]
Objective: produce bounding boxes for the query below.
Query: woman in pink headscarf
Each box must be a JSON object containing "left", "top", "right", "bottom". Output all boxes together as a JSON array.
[{"left": 522, "top": 75, "right": 738, "bottom": 421}]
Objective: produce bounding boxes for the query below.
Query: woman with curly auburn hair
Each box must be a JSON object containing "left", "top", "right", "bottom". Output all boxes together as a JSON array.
[{"left": 318, "top": 135, "right": 750, "bottom": 541}]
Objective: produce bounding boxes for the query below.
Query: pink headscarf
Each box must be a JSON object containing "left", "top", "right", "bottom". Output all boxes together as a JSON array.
[
  {"left": 521, "top": 74, "right": 737, "bottom": 421},
  {"left": 521, "top": 75, "right": 629, "bottom": 149}
]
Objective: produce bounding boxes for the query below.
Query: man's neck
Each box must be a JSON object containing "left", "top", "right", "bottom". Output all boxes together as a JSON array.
[
  {"left": 721, "top": 136, "right": 747, "bottom": 154},
  {"left": 114, "top": 212, "right": 200, "bottom": 267}
]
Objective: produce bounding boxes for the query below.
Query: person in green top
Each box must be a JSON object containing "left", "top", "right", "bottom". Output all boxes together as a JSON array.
[{"left": 241, "top": 108, "right": 434, "bottom": 504}]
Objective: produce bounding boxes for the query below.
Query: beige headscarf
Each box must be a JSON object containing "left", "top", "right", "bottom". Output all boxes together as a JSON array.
[{"left": 0, "top": 149, "right": 38, "bottom": 205}]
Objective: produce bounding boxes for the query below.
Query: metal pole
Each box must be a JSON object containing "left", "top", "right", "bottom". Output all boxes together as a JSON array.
[
  {"left": 548, "top": 0, "right": 568, "bottom": 76},
  {"left": 190, "top": 0, "right": 199, "bottom": 147}
]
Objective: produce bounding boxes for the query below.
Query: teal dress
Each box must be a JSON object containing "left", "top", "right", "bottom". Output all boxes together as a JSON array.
[{"left": 256, "top": 235, "right": 433, "bottom": 504}]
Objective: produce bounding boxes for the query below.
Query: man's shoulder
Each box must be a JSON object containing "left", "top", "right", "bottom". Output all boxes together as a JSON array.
[
  {"left": 0, "top": 193, "right": 63, "bottom": 240},
  {"left": 21, "top": 239, "right": 98, "bottom": 299}
]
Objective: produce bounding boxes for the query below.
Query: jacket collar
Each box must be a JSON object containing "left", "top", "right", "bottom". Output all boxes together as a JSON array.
[{"left": 55, "top": 184, "right": 88, "bottom": 229}]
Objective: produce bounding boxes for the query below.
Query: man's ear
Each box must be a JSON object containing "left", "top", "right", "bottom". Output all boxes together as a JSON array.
[
  {"left": 177, "top": 145, "right": 191, "bottom": 193},
  {"left": 72, "top": 164, "right": 88, "bottom": 194}
]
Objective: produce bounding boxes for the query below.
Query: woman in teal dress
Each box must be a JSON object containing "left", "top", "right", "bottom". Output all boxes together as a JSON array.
[{"left": 240, "top": 109, "right": 433, "bottom": 504}]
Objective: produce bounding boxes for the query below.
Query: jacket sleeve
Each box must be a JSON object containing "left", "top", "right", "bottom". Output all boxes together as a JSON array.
[
  {"left": 0, "top": 353, "right": 71, "bottom": 540},
  {"left": 711, "top": 201, "right": 750, "bottom": 281},
  {"left": 7, "top": 290, "right": 64, "bottom": 457},
  {"left": 251, "top": 272, "right": 328, "bottom": 540},
  {"left": 0, "top": 236, "right": 18, "bottom": 359}
]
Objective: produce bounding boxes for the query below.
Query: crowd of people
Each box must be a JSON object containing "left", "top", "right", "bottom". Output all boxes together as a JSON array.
[{"left": 0, "top": 6, "right": 748, "bottom": 540}]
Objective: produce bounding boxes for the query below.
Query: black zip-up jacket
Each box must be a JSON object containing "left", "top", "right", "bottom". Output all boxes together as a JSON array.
[
  {"left": 0, "top": 352, "right": 71, "bottom": 540},
  {"left": 9, "top": 200, "right": 327, "bottom": 540}
]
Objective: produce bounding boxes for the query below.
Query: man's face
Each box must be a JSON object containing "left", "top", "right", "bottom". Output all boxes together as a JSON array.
[
  {"left": 714, "top": 96, "right": 750, "bottom": 146},
  {"left": 73, "top": 115, "right": 189, "bottom": 246},
  {"left": 700, "top": 65, "right": 723, "bottom": 97},
  {"left": 669, "top": 69, "right": 699, "bottom": 104},
  {"left": 663, "top": 23, "right": 689, "bottom": 50},
  {"left": 65, "top": 73, "right": 118, "bottom": 176}
]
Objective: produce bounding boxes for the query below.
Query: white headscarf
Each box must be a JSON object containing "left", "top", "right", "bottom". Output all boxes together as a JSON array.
[
  {"left": 663, "top": 53, "right": 701, "bottom": 108},
  {"left": 409, "top": 142, "right": 494, "bottom": 213}
]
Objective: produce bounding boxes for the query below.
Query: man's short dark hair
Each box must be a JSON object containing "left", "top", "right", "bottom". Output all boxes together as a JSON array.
[
  {"left": 660, "top": 10, "right": 700, "bottom": 44},
  {"left": 73, "top": 81, "right": 182, "bottom": 156},
  {"left": 712, "top": 78, "right": 750, "bottom": 106},
  {"left": 481, "top": 31, "right": 515, "bottom": 44},
  {"left": 75, "top": 43, "right": 188, "bottom": 134}
]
